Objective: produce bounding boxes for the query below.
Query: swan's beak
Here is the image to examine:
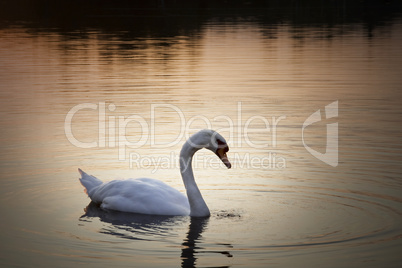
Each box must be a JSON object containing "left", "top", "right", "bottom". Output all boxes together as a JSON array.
[{"left": 216, "top": 148, "right": 231, "bottom": 169}]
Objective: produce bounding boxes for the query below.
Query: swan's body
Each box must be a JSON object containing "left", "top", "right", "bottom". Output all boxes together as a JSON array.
[
  {"left": 79, "top": 174, "right": 190, "bottom": 215},
  {"left": 79, "top": 129, "right": 231, "bottom": 217}
]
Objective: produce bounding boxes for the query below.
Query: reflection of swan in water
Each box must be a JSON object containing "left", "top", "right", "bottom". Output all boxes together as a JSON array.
[
  {"left": 181, "top": 217, "right": 233, "bottom": 268},
  {"left": 80, "top": 202, "right": 183, "bottom": 241},
  {"left": 80, "top": 203, "right": 233, "bottom": 267},
  {"left": 181, "top": 217, "right": 209, "bottom": 267},
  {"left": 79, "top": 129, "right": 231, "bottom": 217}
]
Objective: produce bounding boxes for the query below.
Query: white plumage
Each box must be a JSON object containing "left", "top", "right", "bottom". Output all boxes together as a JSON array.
[{"left": 80, "top": 171, "right": 190, "bottom": 215}]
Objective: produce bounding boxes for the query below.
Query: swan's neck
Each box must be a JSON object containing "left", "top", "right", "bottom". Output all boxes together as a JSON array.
[{"left": 180, "top": 142, "right": 210, "bottom": 217}]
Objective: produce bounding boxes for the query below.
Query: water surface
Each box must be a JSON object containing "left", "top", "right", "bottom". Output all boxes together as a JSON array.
[{"left": 0, "top": 7, "right": 402, "bottom": 268}]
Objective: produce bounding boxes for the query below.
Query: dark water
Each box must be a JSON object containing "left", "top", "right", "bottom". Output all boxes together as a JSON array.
[{"left": 0, "top": 4, "right": 402, "bottom": 267}]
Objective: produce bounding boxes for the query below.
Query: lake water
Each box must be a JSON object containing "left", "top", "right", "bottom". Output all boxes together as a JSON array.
[{"left": 1, "top": 5, "right": 402, "bottom": 268}]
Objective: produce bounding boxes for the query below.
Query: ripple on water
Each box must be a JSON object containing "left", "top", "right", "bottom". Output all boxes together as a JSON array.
[
  {"left": 235, "top": 184, "right": 402, "bottom": 250},
  {"left": 215, "top": 210, "right": 242, "bottom": 219}
]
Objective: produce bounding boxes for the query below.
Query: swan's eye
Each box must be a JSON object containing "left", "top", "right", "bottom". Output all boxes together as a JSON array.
[{"left": 216, "top": 139, "right": 229, "bottom": 152}]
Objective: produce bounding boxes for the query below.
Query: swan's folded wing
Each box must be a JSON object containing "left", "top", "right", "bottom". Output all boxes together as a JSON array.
[{"left": 91, "top": 178, "right": 190, "bottom": 216}]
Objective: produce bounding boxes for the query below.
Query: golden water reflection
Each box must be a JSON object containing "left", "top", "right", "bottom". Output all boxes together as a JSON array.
[{"left": 0, "top": 13, "right": 402, "bottom": 267}]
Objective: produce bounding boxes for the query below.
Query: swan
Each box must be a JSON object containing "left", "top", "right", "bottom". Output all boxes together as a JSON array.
[{"left": 79, "top": 129, "right": 231, "bottom": 217}]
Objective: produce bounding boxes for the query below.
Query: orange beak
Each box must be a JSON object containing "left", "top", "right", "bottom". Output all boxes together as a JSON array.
[{"left": 216, "top": 148, "right": 231, "bottom": 169}]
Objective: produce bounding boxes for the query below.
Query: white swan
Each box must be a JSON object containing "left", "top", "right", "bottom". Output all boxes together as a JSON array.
[{"left": 79, "top": 129, "right": 231, "bottom": 217}]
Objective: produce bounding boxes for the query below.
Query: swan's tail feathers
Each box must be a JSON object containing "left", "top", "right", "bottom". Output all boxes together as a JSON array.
[{"left": 78, "top": 168, "right": 103, "bottom": 197}]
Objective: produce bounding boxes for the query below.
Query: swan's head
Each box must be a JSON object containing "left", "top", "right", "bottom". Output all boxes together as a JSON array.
[{"left": 189, "top": 129, "right": 231, "bottom": 169}]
